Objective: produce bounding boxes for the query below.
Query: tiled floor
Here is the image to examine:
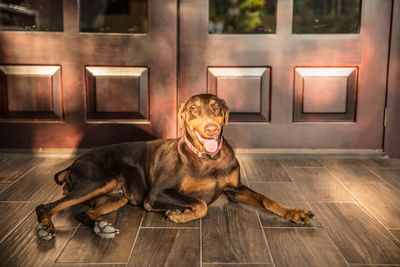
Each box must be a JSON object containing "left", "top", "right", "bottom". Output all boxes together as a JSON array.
[{"left": 0, "top": 155, "right": 400, "bottom": 266}]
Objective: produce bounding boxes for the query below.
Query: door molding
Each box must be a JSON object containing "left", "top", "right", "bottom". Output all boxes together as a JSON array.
[{"left": 384, "top": 0, "right": 400, "bottom": 157}]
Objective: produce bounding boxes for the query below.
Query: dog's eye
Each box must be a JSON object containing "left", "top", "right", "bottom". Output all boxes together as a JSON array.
[
  {"left": 212, "top": 103, "right": 221, "bottom": 113},
  {"left": 189, "top": 105, "right": 198, "bottom": 113}
]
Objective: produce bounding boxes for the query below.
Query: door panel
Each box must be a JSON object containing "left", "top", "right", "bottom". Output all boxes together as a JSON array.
[
  {"left": 179, "top": 0, "right": 391, "bottom": 149},
  {"left": 0, "top": 0, "right": 177, "bottom": 148}
]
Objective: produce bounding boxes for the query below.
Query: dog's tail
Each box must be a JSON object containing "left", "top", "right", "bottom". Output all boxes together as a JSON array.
[{"left": 54, "top": 167, "right": 71, "bottom": 186}]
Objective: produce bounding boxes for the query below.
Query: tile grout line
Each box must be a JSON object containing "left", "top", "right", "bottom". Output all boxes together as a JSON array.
[
  {"left": 321, "top": 227, "right": 351, "bottom": 267},
  {"left": 0, "top": 162, "right": 39, "bottom": 195},
  {"left": 238, "top": 158, "right": 250, "bottom": 187},
  {"left": 349, "top": 264, "right": 400, "bottom": 266},
  {"left": 53, "top": 222, "right": 81, "bottom": 267},
  {"left": 322, "top": 163, "right": 400, "bottom": 244},
  {"left": 202, "top": 262, "right": 275, "bottom": 265},
  {"left": 0, "top": 200, "right": 38, "bottom": 203},
  {"left": 280, "top": 166, "right": 325, "bottom": 169},
  {"left": 0, "top": 205, "right": 38, "bottom": 245},
  {"left": 140, "top": 226, "right": 200, "bottom": 229},
  {"left": 200, "top": 217, "right": 202, "bottom": 267},
  {"left": 281, "top": 160, "right": 351, "bottom": 266},
  {"left": 357, "top": 158, "right": 400, "bottom": 170},
  {"left": 54, "top": 263, "right": 127, "bottom": 266},
  {"left": 263, "top": 226, "right": 321, "bottom": 229},
  {"left": 279, "top": 160, "right": 309, "bottom": 203},
  {"left": 363, "top": 165, "right": 400, "bottom": 194},
  {"left": 256, "top": 210, "right": 276, "bottom": 267},
  {"left": 125, "top": 212, "right": 145, "bottom": 266}
]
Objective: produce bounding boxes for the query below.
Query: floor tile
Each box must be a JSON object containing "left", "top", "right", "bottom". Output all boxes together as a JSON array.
[
  {"left": 321, "top": 159, "right": 383, "bottom": 183},
  {"left": 0, "top": 201, "right": 37, "bottom": 243},
  {"left": 202, "top": 201, "right": 271, "bottom": 264},
  {"left": 0, "top": 157, "right": 42, "bottom": 182},
  {"left": 311, "top": 202, "right": 400, "bottom": 264},
  {"left": 359, "top": 158, "right": 400, "bottom": 168},
  {"left": 128, "top": 228, "right": 199, "bottom": 267},
  {"left": 346, "top": 183, "right": 400, "bottom": 228},
  {"left": 0, "top": 158, "right": 71, "bottom": 202},
  {"left": 285, "top": 167, "right": 355, "bottom": 202},
  {"left": 265, "top": 228, "right": 348, "bottom": 267},
  {"left": 371, "top": 168, "right": 400, "bottom": 191},
  {"left": 0, "top": 227, "right": 74, "bottom": 267},
  {"left": 280, "top": 158, "right": 322, "bottom": 168},
  {"left": 57, "top": 205, "right": 143, "bottom": 263},
  {"left": 239, "top": 158, "right": 291, "bottom": 182}
]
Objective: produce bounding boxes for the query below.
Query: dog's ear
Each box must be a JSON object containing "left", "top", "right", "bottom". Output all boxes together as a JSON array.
[
  {"left": 224, "top": 108, "right": 230, "bottom": 126},
  {"left": 177, "top": 103, "right": 186, "bottom": 129},
  {"left": 219, "top": 98, "right": 229, "bottom": 126}
]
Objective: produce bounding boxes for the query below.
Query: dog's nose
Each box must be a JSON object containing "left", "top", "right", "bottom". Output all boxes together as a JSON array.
[{"left": 205, "top": 124, "right": 219, "bottom": 136}]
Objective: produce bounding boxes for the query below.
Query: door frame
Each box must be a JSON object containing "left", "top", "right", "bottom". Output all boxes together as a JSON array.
[{"left": 384, "top": 0, "right": 400, "bottom": 157}]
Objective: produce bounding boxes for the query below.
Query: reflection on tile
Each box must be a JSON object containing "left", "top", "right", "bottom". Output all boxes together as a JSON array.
[
  {"left": 311, "top": 202, "right": 400, "bottom": 264},
  {"left": 321, "top": 159, "right": 382, "bottom": 183},
  {"left": 346, "top": 183, "right": 400, "bottom": 228},
  {"left": 285, "top": 167, "right": 355, "bottom": 202},
  {"left": 265, "top": 228, "right": 347, "bottom": 266}
]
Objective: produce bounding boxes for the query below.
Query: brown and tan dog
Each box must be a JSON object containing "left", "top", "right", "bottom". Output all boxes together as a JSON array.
[{"left": 36, "top": 94, "right": 314, "bottom": 240}]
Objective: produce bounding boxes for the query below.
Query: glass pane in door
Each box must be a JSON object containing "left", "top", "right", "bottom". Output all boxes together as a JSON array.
[
  {"left": 0, "top": 0, "right": 63, "bottom": 31},
  {"left": 209, "top": 0, "right": 277, "bottom": 34},
  {"left": 80, "top": 0, "right": 147, "bottom": 33},
  {"left": 293, "top": 0, "right": 361, "bottom": 33}
]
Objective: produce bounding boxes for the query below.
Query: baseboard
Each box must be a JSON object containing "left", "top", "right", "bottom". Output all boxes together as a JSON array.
[{"left": 0, "top": 148, "right": 388, "bottom": 158}]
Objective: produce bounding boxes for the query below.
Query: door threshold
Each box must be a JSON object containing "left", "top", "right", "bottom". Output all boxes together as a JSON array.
[{"left": 0, "top": 148, "right": 388, "bottom": 159}]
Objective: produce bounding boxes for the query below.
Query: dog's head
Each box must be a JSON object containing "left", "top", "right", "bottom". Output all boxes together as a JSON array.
[{"left": 178, "top": 94, "right": 229, "bottom": 155}]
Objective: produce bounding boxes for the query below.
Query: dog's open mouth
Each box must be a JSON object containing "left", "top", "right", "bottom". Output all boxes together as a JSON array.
[{"left": 195, "top": 131, "right": 219, "bottom": 154}]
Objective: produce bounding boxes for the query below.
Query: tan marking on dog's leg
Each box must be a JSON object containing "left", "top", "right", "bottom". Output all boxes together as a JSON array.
[
  {"left": 166, "top": 200, "right": 208, "bottom": 223},
  {"left": 37, "top": 179, "right": 119, "bottom": 234},
  {"left": 86, "top": 194, "right": 128, "bottom": 222},
  {"left": 224, "top": 185, "right": 315, "bottom": 224},
  {"left": 48, "top": 180, "right": 118, "bottom": 216}
]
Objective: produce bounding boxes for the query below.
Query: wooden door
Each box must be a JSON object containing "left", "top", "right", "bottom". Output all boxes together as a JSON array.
[
  {"left": 179, "top": 0, "right": 392, "bottom": 149},
  {"left": 0, "top": 0, "right": 177, "bottom": 148}
]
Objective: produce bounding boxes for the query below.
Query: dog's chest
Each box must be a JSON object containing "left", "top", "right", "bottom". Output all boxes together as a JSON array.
[{"left": 179, "top": 168, "right": 239, "bottom": 203}]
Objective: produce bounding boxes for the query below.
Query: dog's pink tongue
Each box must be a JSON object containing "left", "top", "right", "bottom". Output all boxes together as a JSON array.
[{"left": 203, "top": 139, "right": 218, "bottom": 153}]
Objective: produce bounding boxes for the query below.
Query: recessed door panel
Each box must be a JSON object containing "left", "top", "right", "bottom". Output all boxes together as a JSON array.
[
  {"left": 85, "top": 66, "right": 148, "bottom": 121},
  {"left": 293, "top": 67, "right": 357, "bottom": 122},
  {"left": 207, "top": 67, "right": 270, "bottom": 122},
  {"left": 0, "top": 65, "right": 63, "bottom": 120}
]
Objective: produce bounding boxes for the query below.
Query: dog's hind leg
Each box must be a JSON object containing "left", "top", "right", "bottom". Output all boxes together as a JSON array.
[
  {"left": 76, "top": 194, "right": 128, "bottom": 239},
  {"left": 36, "top": 179, "right": 118, "bottom": 240},
  {"left": 144, "top": 189, "right": 208, "bottom": 224}
]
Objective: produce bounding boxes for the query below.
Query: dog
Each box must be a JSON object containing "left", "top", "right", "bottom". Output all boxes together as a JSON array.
[{"left": 36, "top": 94, "right": 315, "bottom": 240}]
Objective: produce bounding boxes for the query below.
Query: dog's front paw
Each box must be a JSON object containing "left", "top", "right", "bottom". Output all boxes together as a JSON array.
[
  {"left": 165, "top": 209, "right": 187, "bottom": 223},
  {"left": 284, "top": 209, "right": 315, "bottom": 224},
  {"left": 37, "top": 223, "right": 55, "bottom": 241},
  {"left": 93, "top": 221, "right": 120, "bottom": 239}
]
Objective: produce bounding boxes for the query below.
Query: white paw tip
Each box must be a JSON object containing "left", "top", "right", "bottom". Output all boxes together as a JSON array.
[{"left": 94, "top": 221, "right": 120, "bottom": 239}]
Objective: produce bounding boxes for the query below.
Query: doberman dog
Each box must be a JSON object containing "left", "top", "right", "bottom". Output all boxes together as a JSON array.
[{"left": 36, "top": 94, "right": 315, "bottom": 240}]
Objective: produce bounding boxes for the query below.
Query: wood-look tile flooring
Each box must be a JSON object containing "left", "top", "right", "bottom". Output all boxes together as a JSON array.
[{"left": 0, "top": 155, "right": 400, "bottom": 267}]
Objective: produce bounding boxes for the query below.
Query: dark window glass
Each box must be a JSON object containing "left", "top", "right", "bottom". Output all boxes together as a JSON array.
[
  {"left": 209, "top": 0, "right": 277, "bottom": 34},
  {"left": 80, "top": 0, "right": 147, "bottom": 34},
  {"left": 0, "top": 0, "right": 63, "bottom": 31},
  {"left": 293, "top": 0, "right": 361, "bottom": 33}
]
